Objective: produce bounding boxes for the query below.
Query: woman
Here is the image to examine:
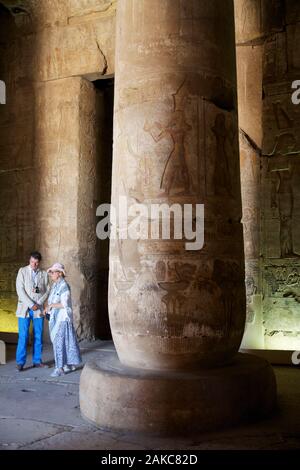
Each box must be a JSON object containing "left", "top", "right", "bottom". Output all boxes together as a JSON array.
[{"left": 45, "top": 262, "right": 82, "bottom": 377}]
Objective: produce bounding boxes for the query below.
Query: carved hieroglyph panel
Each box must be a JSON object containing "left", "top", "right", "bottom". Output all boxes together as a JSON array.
[
  {"left": 109, "top": 82, "right": 246, "bottom": 365},
  {"left": 1, "top": 0, "right": 116, "bottom": 79},
  {"left": 287, "top": 23, "right": 300, "bottom": 71},
  {"left": 109, "top": 0, "right": 245, "bottom": 369},
  {"left": 245, "top": 260, "right": 261, "bottom": 323},
  {"left": 263, "top": 32, "right": 288, "bottom": 85},
  {"left": 262, "top": 87, "right": 300, "bottom": 348},
  {"left": 262, "top": 87, "right": 300, "bottom": 156},
  {"left": 204, "top": 101, "right": 240, "bottom": 202},
  {"left": 262, "top": 87, "right": 300, "bottom": 261},
  {"left": 114, "top": 79, "right": 206, "bottom": 202},
  {"left": 263, "top": 260, "right": 300, "bottom": 349}
]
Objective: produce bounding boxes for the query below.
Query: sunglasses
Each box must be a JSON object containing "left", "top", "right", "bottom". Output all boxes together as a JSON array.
[{"left": 49, "top": 270, "right": 60, "bottom": 274}]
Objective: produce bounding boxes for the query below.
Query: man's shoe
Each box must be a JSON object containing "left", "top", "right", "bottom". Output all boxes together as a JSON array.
[
  {"left": 16, "top": 364, "right": 24, "bottom": 372},
  {"left": 33, "top": 363, "right": 49, "bottom": 368}
]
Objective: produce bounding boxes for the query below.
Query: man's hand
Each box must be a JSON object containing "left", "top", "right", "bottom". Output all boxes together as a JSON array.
[{"left": 31, "top": 304, "right": 38, "bottom": 311}]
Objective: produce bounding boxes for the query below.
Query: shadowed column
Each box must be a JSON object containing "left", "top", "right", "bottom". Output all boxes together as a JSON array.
[
  {"left": 109, "top": 0, "right": 246, "bottom": 370},
  {"left": 80, "top": 0, "right": 276, "bottom": 435}
]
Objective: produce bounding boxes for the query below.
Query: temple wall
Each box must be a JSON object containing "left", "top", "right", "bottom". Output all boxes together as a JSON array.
[
  {"left": 0, "top": 0, "right": 116, "bottom": 338},
  {"left": 235, "top": 0, "right": 264, "bottom": 349},
  {"left": 1, "top": 0, "right": 300, "bottom": 348},
  {"left": 261, "top": 0, "right": 300, "bottom": 350},
  {"left": 236, "top": 0, "right": 300, "bottom": 350}
]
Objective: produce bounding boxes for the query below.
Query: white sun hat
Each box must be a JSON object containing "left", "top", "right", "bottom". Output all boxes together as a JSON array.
[{"left": 47, "top": 262, "right": 66, "bottom": 276}]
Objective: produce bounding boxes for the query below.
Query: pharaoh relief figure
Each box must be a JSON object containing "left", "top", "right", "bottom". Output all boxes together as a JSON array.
[
  {"left": 144, "top": 80, "right": 192, "bottom": 196},
  {"left": 211, "top": 112, "right": 237, "bottom": 198},
  {"left": 269, "top": 133, "right": 300, "bottom": 258}
]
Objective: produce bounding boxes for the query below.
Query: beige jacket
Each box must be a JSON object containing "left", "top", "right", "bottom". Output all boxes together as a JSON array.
[{"left": 16, "top": 266, "right": 50, "bottom": 318}]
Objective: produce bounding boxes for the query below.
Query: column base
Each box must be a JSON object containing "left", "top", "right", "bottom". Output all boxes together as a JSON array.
[{"left": 79, "top": 349, "right": 276, "bottom": 436}]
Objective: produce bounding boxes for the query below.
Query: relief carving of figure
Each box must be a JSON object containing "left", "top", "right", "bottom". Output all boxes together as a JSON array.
[
  {"left": 211, "top": 113, "right": 233, "bottom": 197},
  {"left": 277, "top": 169, "right": 294, "bottom": 257},
  {"left": 269, "top": 133, "right": 300, "bottom": 258},
  {"left": 212, "top": 259, "right": 244, "bottom": 337},
  {"left": 144, "top": 81, "right": 192, "bottom": 196},
  {"left": 245, "top": 276, "right": 258, "bottom": 323},
  {"left": 156, "top": 261, "right": 196, "bottom": 316}
]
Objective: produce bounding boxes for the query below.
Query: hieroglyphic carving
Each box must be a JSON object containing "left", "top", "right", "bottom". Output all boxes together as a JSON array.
[
  {"left": 262, "top": 83, "right": 300, "bottom": 261},
  {"left": 273, "top": 102, "right": 294, "bottom": 130},
  {"left": 269, "top": 160, "right": 298, "bottom": 258},
  {"left": 245, "top": 275, "right": 257, "bottom": 323},
  {"left": 122, "top": 79, "right": 206, "bottom": 201},
  {"left": 264, "top": 264, "right": 300, "bottom": 296},
  {"left": 112, "top": 237, "right": 141, "bottom": 290},
  {"left": 109, "top": 0, "right": 246, "bottom": 368},
  {"left": 263, "top": 32, "right": 287, "bottom": 84},
  {"left": 144, "top": 80, "right": 192, "bottom": 196},
  {"left": 257, "top": 3, "right": 300, "bottom": 348},
  {"left": 242, "top": 207, "right": 259, "bottom": 259},
  {"left": 212, "top": 259, "right": 245, "bottom": 337},
  {"left": 156, "top": 261, "right": 196, "bottom": 316},
  {"left": 155, "top": 260, "right": 166, "bottom": 282},
  {"left": 204, "top": 101, "right": 239, "bottom": 200},
  {"left": 266, "top": 121, "right": 300, "bottom": 259},
  {"left": 287, "top": 23, "right": 300, "bottom": 71},
  {"left": 262, "top": 86, "right": 300, "bottom": 155},
  {"left": 212, "top": 114, "right": 232, "bottom": 196},
  {"left": 263, "top": 260, "right": 300, "bottom": 346}
]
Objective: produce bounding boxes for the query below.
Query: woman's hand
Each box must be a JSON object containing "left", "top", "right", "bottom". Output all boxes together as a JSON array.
[{"left": 48, "top": 303, "right": 63, "bottom": 310}]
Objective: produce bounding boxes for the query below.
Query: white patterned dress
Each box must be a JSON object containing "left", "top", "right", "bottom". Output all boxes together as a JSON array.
[{"left": 48, "top": 278, "right": 81, "bottom": 369}]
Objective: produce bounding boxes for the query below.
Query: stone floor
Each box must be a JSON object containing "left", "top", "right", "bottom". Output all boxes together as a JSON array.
[{"left": 0, "top": 340, "right": 300, "bottom": 450}]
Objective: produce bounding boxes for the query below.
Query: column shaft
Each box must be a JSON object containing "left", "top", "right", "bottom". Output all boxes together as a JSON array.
[{"left": 109, "top": 0, "right": 246, "bottom": 370}]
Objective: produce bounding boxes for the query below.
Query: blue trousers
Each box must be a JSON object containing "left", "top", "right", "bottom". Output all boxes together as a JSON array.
[{"left": 16, "top": 309, "right": 44, "bottom": 366}]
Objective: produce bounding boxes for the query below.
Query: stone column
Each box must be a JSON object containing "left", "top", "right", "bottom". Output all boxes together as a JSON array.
[
  {"left": 0, "top": 0, "right": 116, "bottom": 340},
  {"left": 109, "top": 0, "right": 246, "bottom": 370},
  {"left": 234, "top": 0, "right": 264, "bottom": 349},
  {"left": 35, "top": 77, "right": 98, "bottom": 338},
  {"left": 80, "top": 0, "right": 276, "bottom": 434}
]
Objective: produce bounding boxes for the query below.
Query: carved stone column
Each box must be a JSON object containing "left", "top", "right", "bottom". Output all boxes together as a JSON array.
[
  {"left": 109, "top": 0, "right": 246, "bottom": 370},
  {"left": 80, "top": 0, "right": 276, "bottom": 435},
  {"left": 234, "top": 0, "right": 264, "bottom": 349}
]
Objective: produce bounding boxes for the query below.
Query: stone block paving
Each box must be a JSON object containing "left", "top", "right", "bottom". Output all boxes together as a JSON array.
[{"left": 0, "top": 341, "right": 300, "bottom": 450}]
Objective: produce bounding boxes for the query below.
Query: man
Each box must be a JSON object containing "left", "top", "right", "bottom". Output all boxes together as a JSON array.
[{"left": 16, "top": 251, "right": 50, "bottom": 371}]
